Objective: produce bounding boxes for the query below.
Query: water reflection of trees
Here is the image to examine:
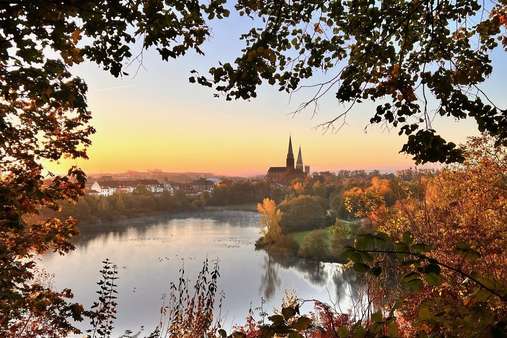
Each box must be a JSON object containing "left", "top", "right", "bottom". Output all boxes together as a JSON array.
[
  {"left": 259, "top": 255, "right": 281, "bottom": 300},
  {"left": 264, "top": 253, "right": 329, "bottom": 286},
  {"left": 260, "top": 252, "right": 366, "bottom": 310},
  {"left": 74, "top": 210, "right": 260, "bottom": 250},
  {"left": 332, "top": 266, "right": 365, "bottom": 308}
]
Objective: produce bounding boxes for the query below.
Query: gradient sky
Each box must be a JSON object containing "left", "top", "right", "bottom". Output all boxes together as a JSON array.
[{"left": 46, "top": 12, "right": 507, "bottom": 176}]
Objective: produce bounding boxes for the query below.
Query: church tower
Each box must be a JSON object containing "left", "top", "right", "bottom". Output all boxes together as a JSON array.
[
  {"left": 296, "top": 146, "right": 303, "bottom": 171},
  {"left": 286, "top": 136, "right": 294, "bottom": 169}
]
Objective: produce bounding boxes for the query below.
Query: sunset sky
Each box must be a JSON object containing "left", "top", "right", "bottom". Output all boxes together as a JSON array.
[{"left": 46, "top": 14, "right": 507, "bottom": 176}]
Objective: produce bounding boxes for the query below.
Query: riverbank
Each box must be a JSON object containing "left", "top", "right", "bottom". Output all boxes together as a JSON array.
[
  {"left": 77, "top": 207, "right": 259, "bottom": 232},
  {"left": 289, "top": 219, "right": 360, "bottom": 247}
]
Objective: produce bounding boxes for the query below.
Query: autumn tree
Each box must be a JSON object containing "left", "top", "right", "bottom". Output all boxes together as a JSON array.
[
  {"left": 343, "top": 176, "right": 393, "bottom": 221},
  {"left": 343, "top": 137, "right": 507, "bottom": 336},
  {"left": 381, "top": 137, "right": 505, "bottom": 332},
  {"left": 0, "top": 1, "right": 229, "bottom": 335},
  {"left": 257, "top": 198, "right": 283, "bottom": 244},
  {"left": 278, "top": 195, "right": 330, "bottom": 232}
]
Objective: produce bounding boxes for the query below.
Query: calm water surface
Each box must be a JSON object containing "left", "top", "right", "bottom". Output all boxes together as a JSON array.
[{"left": 41, "top": 210, "right": 361, "bottom": 336}]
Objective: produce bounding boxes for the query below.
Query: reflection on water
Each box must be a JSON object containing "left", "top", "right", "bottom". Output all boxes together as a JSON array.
[
  {"left": 260, "top": 255, "right": 281, "bottom": 300},
  {"left": 40, "top": 210, "right": 363, "bottom": 335}
]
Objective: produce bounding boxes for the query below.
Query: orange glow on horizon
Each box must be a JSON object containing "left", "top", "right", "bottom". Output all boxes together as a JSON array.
[
  {"left": 45, "top": 123, "right": 423, "bottom": 177},
  {"left": 43, "top": 58, "right": 478, "bottom": 177}
]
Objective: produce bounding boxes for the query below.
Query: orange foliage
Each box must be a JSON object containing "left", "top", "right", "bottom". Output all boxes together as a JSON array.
[
  {"left": 344, "top": 176, "right": 392, "bottom": 220},
  {"left": 373, "top": 137, "right": 507, "bottom": 331}
]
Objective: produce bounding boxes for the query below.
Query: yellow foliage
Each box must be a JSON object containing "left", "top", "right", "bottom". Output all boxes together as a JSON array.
[
  {"left": 369, "top": 176, "right": 391, "bottom": 195},
  {"left": 377, "top": 136, "right": 507, "bottom": 303},
  {"left": 257, "top": 198, "right": 283, "bottom": 243}
]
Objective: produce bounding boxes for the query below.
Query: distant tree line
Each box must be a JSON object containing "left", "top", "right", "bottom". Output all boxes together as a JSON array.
[
  {"left": 51, "top": 190, "right": 197, "bottom": 227},
  {"left": 204, "top": 180, "right": 285, "bottom": 206},
  {"left": 51, "top": 180, "right": 286, "bottom": 228}
]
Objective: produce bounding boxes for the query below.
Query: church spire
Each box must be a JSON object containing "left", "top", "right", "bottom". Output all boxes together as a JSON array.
[
  {"left": 286, "top": 135, "right": 294, "bottom": 169},
  {"left": 296, "top": 145, "right": 303, "bottom": 171}
]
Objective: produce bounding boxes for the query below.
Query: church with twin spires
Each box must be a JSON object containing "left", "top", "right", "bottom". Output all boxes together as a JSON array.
[{"left": 266, "top": 136, "right": 310, "bottom": 184}]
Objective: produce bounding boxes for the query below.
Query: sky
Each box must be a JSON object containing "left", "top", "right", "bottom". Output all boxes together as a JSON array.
[{"left": 46, "top": 11, "right": 507, "bottom": 177}]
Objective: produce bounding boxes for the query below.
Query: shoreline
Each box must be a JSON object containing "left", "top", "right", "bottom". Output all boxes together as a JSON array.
[{"left": 76, "top": 207, "right": 259, "bottom": 231}]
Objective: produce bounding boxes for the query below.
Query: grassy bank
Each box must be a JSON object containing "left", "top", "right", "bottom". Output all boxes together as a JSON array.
[
  {"left": 284, "top": 219, "right": 362, "bottom": 262},
  {"left": 289, "top": 219, "right": 360, "bottom": 246},
  {"left": 290, "top": 226, "right": 334, "bottom": 249}
]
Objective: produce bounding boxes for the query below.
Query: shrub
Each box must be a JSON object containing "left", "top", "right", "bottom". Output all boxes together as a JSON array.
[
  {"left": 330, "top": 220, "right": 354, "bottom": 258},
  {"left": 298, "top": 230, "right": 330, "bottom": 260},
  {"left": 278, "top": 195, "right": 329, "bottom": 232},
  {"left": 155, "top": 259, "right": 223, "bottom": 338},
  {"left": 87, "top": 259, "right": 119, "bottom": 338}
]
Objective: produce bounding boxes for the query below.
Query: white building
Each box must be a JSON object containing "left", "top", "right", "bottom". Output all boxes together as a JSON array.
[
  {"left": 89, "top": 181, "right": 116, "bottom": 196},
  {"left": 147, "top": 184, "right": 165, "bottom": 193},
  {"left": 163, "top": 183, "right": 175, "bottom": 195},
  {"left": 88, "top": 179, "right": 175, "bottom": 196}
]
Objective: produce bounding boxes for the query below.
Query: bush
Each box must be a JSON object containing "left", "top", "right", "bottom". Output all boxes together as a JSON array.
[
  {"left": 298, "top": 230, "right": 330, "bottom": 260},
  {"left": 256, "top": 235, "right": 299, "bottom": 257},
  {"left": 278, "top": 195, "right": 330, "bottom": 232},
  {"left": 330, "top": 220, "right": 355, "bottom": 258}
]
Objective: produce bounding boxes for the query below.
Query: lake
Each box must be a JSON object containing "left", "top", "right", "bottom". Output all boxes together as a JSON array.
[{"left": 41, "top": 210, "right": 363, "bottom": 336}]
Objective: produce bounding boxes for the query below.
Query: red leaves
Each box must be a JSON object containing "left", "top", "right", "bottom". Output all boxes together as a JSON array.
[{"left": 491, "top": 5, "right": 507, "bottom": 27}]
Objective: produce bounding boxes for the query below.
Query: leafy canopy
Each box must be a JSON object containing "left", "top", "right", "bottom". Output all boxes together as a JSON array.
[{"left": 192, "top": 0, "right": 507, "bottom": 164}]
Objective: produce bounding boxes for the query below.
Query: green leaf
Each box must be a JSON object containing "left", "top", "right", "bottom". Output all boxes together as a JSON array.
[
  {"left": 401, "top": 271, "right": 420, "bottom": 282},
  {"left": 405, "top": 278, "right": 423, "bottom": 292},
  {"left": 455, "top": 242, "right": 481, "bottom": 260},
  {"left": 351, "top": 324, "right": 366, "bottom": 338},
  {"left": 402, "top": 232, "right": 413, "bottom": 244},
  {"left": 469, "top": 287, "right": 494, "bottom": 303},
  {"left": 394, "top": 242, "right": 409, "bottom": 253},
  {"left": 356, "top": 234, "right": 374, "bottom": 250},
  {"left": 337, "top": 326, "right": 349, "bottom": 338},
  {"left": 423, "top": 272, "right": 441, "bottom": 286},
  {"left": 402, "top": 272, "right": 424, "bottom": 291},
  {"left": 347, "top": 250, "right": 364, "bottom": 264},
  {"left": 411, "top": 243, "right": 430, "bottom": 253},
  {"left": 387, "top": 320, "right": 399, "bottom": 336},
  {"left": 360, "top": 251, "right": 374, "bottom": 263}
]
